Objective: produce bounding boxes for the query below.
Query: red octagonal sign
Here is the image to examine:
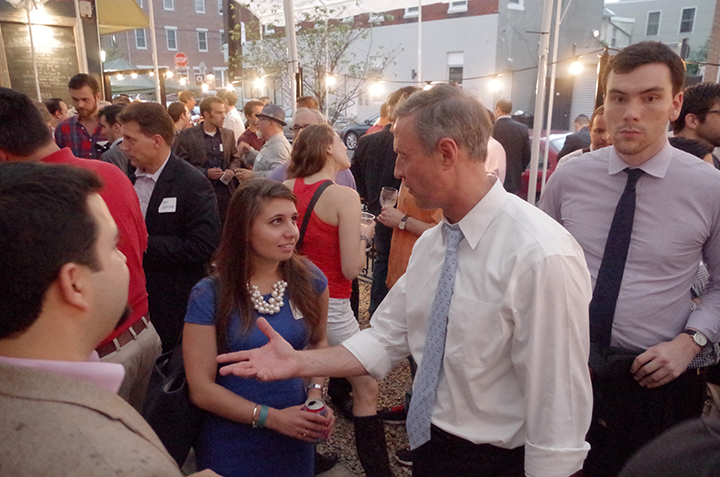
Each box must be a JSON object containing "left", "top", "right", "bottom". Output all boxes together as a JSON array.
[{"left": 174, "top": 52, "right": 188, "bottom": 68}]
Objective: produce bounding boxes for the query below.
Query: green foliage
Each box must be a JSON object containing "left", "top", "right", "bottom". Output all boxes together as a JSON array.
[
  {"left": 686, "top": 39, "right": 708, "bottom": 77},
  {"left": 231, "top": 4, "right": 399, "bottom": 124}
]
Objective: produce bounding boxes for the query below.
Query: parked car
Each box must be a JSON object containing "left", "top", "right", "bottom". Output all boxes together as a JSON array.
[
  {"left": 518, "top": 132, "right": 571, "bottom": 201},
  {"left": 338, "top": 113, "right": 381, "bottom": 150}
]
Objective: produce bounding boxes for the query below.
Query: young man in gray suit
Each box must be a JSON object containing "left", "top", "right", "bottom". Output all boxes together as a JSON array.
[{"left": 0, "top": 161, "right": 217, "bottom": 477}]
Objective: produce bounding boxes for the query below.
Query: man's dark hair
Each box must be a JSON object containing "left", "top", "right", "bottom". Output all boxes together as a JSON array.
[
  {"left": 671, "top": 82, "right": 720, "bottom": 134},
  {"left": 200, "top": 96, "right": 225, "bottom": 116},
  {"left": 43, "top": 98, "right": 64, "bottom": 116},
  {"left": 68, "top": 73, "right": 100, "bottom": 95},
  {"left": 575, "top": 114, "right": 590, "bottom": 127},
  {"left": 117, "top": 102, "right": 175, "bottom": 146},
  {"left": 167, "top": 101, "right": 188, "bottom": 122},
  {"left": 243, "top": 100, "right": 263, "bottom": 118},
  {"left": 178, "top": 90, "right": 195, "bottom": 105},
  {"left": 590, "top": 105, "right": 605, "bottom": 130},
  {"left": 98, "top": 104, "right": 124, "bottom": 126},
  {"left": 0, "top": 162, "right": 103, "bottom": 339},
  {"left": 219, "top": 89, "right": 238, "bottom": 106},
  {"left": 602, "top": 41, "right": 686, "bottom": 96},
  {"left": 668, "top": 136, "right": 715, "bottom": 160},
  {"left": 387, "top": 86, "right": 421, "bottom": 108},
  {"left": 296, "top": 96, "right": 319, "bottom": 109},
  {"left": 0, "top": 87, "right": 51, "bottom": 156},
  {"left": 496, "top": 99, "right": 512, "bottom": 115}
]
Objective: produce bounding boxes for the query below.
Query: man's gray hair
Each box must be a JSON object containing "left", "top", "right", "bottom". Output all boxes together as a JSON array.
[
  {"left": 394, "top": 84, "right": 491, "bottom": 162},
  {"left": 295, "top": 107, "right": 328, "bottom": 124}
]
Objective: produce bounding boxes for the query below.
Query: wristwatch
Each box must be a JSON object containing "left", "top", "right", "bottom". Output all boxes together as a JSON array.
[
  {"left": 398, "top": 215, "right": 409, "bottom": 230},
  {"left": 683, "top": 329, "right": 708, "bottom": 347}
]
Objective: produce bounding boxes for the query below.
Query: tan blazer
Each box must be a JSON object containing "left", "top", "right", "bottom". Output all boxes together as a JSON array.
[{"left": 0, "top": 362, "right": 182, "bottom": 476}]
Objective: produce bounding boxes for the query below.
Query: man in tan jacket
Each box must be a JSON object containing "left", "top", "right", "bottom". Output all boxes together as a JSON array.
[{"left": 0, "top": 161, "right": 216, "bottom": 477}]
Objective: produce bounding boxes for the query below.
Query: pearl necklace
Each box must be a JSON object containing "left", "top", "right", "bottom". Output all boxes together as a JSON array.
[{"left": 248, "top": 280, "right": 288, "bottom": 314}]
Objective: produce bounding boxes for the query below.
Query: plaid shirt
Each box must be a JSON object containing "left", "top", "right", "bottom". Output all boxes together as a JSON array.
[{"left": 54, "top": 115, "right": 106, "bottom": 159}]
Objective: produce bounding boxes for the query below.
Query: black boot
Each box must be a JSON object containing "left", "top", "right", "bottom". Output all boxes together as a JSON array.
[{"left": 354, "top": 414, "right": 392, "bottom": 477}]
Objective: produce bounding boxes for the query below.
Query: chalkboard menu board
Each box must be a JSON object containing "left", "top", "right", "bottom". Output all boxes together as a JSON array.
[{"left": 2, "top": 22, "right": 78, "bottom": 102}]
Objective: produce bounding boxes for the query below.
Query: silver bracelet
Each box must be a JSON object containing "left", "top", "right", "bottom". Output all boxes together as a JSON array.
[
  {"left": 360, "top": 234, "right": 369, "bottom": 242},
  {"left": 307, "top": 383, "right": 324, "bottom": 393}
]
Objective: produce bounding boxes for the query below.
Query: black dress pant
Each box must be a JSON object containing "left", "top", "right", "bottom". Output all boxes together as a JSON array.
[
  {"left": 584, "top": 356, "right": 707, "bottom": 477},
  {"left": 413, "top": 426, "right": 524, "bottom": 477}
]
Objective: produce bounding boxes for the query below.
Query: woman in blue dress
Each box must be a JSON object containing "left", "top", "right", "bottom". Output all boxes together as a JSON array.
[{"left": 183, "top": 178, "right": 335, "bottom": 477}]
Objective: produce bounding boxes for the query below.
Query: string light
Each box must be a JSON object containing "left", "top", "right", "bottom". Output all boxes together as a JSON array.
[{"left": 130, "top": 72, "right": 138, "bottom": 79}]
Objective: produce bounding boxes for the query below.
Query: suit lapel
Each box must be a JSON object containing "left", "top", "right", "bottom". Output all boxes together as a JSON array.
[{"left": 147, "top": 155, "right": 177, "bottom": 222}]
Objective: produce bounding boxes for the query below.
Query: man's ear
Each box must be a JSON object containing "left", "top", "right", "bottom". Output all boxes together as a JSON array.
[
  {"left": 685, "top": 112, "right": 702, "bottom": 130},
  {"left": 56, "top": 262, "right": 91, "bottom": 313},
  {"left": 437, "top": 137, "right": 459, "bottom": 170}
]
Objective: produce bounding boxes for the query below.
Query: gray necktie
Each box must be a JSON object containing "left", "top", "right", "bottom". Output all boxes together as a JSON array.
[{"left": 406, "top": 223, "right": 464, "bottom": 449}]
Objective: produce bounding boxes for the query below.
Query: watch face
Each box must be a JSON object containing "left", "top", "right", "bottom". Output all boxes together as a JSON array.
[{"left": 695, "top": 332, "right": 708, "bottom": 347}]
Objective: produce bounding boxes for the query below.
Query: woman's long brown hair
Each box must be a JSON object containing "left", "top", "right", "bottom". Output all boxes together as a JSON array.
[
  {"left": 286, "top": 124, "right": 335, "bottom": 179},
  {"left": 213, "top": 178, "right": 323, "bottom": 353}
]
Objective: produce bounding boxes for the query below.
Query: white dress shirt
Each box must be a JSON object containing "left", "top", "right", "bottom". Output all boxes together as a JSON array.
[
  {"left": 485, "top": 136, "right": 507, "bottom": 183},
  {"left": 343, "top": 179, "right": 593, "bottom": 477},
  {"left": 223, "top": 107, "right": 245, "bottom": 142},
  {"left": 134, "top": 152, "right": 171, "bottom": 218}
]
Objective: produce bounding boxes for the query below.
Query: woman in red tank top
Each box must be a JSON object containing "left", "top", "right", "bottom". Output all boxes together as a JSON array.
[{"left": 285, "top": 124, "right": 392, "bottom": 477}]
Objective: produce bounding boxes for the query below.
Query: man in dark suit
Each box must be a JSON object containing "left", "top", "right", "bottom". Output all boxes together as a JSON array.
[
  {"left": 492, "top": 99, "right": 531, "bottom": 195},
  {"left": 172, "top": 96, "right": 244, "bottom": 224},
  {"left": 119, "top": 102, "right": 220, "bottom": 352},
  {"left": 557, "top": 114, "right": 591, "bottom": 160}
]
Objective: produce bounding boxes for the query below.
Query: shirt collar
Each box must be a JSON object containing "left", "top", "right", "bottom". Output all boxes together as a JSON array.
[
  {"left": 0, "top": 351, "right": 125, "bottom": 394},
  {"left": 608, "top": 140, "right": 672, "bottom": 178},
  {"left": 441, "top": 178, "right": 506, "bottom": 251},
  {"left": 496, "top": 115, "right": 512, "bottom": 120},
  {"left": 111, "top": 137, "right": 123, "bottom": 148},
  {"left": 136, "top": 151, "right": 171, "bottom": 181}
]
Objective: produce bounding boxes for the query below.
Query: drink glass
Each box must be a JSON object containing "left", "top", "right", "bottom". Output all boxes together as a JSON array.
[
  {"left": 361, "top": 211, "right": 375, "bottom": 226},
  {"left": 380, "top": 187, "right": 398, "bottom": 209}
]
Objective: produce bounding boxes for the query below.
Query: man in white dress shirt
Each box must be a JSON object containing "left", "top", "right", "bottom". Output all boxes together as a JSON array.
[
  {"left": 218, "top": 89, "right": 245, "bottom": 141},
  {"left": 217, "top": 84, "right": 593, "bottom": 477}
]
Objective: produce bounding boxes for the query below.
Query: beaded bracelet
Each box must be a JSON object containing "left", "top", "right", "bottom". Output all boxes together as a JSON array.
[{"left": 254, "top": 404, "right": 269, "bottom": 429}]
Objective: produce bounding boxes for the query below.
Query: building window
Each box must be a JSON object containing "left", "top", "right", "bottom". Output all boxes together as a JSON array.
[
  {"left": 508, "top": 0, "right": 524, "bottom": 11},
  {"left": 646, "top": 11, "right": 661, "bottom": 36},
  {"left": 449, "top": 66, "right": 463, "bottom": 84},
  {"left": 404, "top": 7, "right": 419, "bottom": 18},
  {"left": 195, "top": 0, "right": 205, "bottom": 14},
  {"left": 218, "top": 0, "right": 223, "bottom": 15},
  {"left": 197, "top": 29, "right": 208, "bottom": 52},
  {"left": 448, "top": 51, "right": 464, "bottom": 85},
  {"left": 214, "top": 68, "right": 227, "bottom": 86},
  {"left": 680, "top": 7, "right": 695, "bottom": 34},
  {"left": 163, "top": 0, "right": 173, "bottom": 10},
  {"left": 135, "top": 29, "right": 147, "bottom": 49},
  {"left": 220, "top": 29, "right": 227, "bottom": 46},
  {"left": 448, "top": 1, "right": 468, "bottom": 14},
  {"left": 166, "top": 27, "right": 177, "bottom": 51}
]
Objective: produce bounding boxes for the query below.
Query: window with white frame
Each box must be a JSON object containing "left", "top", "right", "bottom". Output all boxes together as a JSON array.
[
  {"left": 646, "top": 11, "right": 661, "bottom": 36},
  {"left": 264, "top": 24, "right": 275, "bottom": 35},
  {"left": 135, "top": 29, "right": 147, "bottom": 49},
  {"left": 214, "top": 68, "right": 227, "bottom": 87},
  {"left": 448, "top": 51, "right": 464, "bottom": 85},
  {"left": 404, "top": 6, "right": 419, "bottom": 18},
  {"left": 218, "top": 0, "right": 223, "bottom": 15},
  {"left": 508, "top": 0, "right": 524, "bottom": 11},
  {"left": 220, "top": 30, "right": 226, "bottom": 48},
  {"left": 448, "top": 1, "right": 468, "bottom": 14},
  {"left": 195, "top": 0, "right": 205, "bottom": 14},
  {"left": 163, "top": 0, "right": 173, "bottom": 10},
  {"left": 166, "top": 27, "right": 177, "bottom": 51},
  {"left": 369, "top": 12, "right": 383, "bottom": 23},
  {"left": 680, "top": 7, "right": 695, "bottom": 34},
  {"left": 197, "top": 29, "right": 208, "bottom": 51}
]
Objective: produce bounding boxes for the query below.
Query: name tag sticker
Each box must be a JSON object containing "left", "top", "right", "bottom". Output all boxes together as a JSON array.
[
  {"left": 290, "top": 300, "right": 304, "bottom": 320},
  {"left": 220, "top": 144, "right": 224, "bottom": 153},
  {"left": 158, "top": 197, "right": 177, "bottom": 213}
]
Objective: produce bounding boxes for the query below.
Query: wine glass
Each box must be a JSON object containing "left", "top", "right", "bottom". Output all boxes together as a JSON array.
[{"left": 380, "top": 187, "right": 398, "bottom": 209}]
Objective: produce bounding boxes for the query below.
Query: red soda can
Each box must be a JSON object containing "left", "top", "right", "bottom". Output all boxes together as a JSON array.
[{"left": 302, "top": 398, "right": 329, "bottom": 442}]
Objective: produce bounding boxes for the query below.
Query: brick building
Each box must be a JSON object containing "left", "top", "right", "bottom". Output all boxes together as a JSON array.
[{"left": 101, "top": 0, "right": 228, "bottom": 88}]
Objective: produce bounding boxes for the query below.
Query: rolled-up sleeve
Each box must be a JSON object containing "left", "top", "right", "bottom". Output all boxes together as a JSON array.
[{"left": 510, "top": 251, "right": 593, "bottom": 477}]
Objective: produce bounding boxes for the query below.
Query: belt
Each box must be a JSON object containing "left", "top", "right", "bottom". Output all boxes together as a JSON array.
[{"left": 96, "top": 316, "right": 149, "bottom": 358}]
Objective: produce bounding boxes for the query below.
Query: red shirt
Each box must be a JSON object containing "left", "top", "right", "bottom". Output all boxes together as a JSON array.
[
  {"left": 42, "top": 148, "right": 149, "bottom": 347},
  {"left": 293, "top": 178, "right": 351, "bottom": 299}
]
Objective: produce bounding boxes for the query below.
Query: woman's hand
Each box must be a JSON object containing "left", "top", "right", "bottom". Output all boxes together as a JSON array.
[
  {"left": 360, "top": 220, "right": 376, "bottom": 241},
  {"left": 265, "top": 404, "right": 334, "bottom": 443}
]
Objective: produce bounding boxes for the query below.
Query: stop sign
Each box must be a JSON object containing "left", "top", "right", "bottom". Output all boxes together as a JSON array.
[{"left": 174, "top": 53, "right": 188, "bottom": 68}]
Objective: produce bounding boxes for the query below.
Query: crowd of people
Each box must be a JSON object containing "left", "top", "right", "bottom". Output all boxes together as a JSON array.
[{"left": 2, "top": 40, "right": 720, "bottom": 477}]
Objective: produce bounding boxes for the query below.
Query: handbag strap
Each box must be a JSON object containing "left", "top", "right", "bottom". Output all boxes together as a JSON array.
[{"left": 297, "top": 180, "right": 333, "bottom": 251}]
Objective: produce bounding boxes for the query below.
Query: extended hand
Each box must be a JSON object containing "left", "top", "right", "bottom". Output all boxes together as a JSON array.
[
  {"left": 217, "top": 317, "right": 300, "bottom": 380},
  {"left": 630, "top": 334, "right": 700, "bottom": 388},
  {"left": 235, "top": 169, "right": 255, "bottom": 181},
  {"left": 207, "top": 167, "right": 224, "bottom": 180},
  {"left": 266, "top": 404, "right": 333, "bottom": 443},
  {"left": 238, "top": 141, "right": 252, "bottom": 154}
]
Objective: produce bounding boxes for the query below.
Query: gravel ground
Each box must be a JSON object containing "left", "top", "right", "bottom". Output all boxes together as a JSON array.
[{"left": 317, "top": 278, "right": 413, "bottom": 477}]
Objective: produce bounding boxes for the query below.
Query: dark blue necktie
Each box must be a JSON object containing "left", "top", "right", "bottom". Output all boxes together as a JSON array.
[{"left": 589, "top": 168, "right": 644, "bottom": 347}]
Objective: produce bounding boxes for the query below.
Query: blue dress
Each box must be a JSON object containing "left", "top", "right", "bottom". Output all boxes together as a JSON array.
[{"left": 184, "top": 268, "right": 327, "bottom": 477}]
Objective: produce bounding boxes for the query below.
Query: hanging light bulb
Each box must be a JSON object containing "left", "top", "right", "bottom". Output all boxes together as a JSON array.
[
  {"left": 202, "top": 83, "right": 209, "bottom": 92},
  {"left": 326, "top": 74, "right": 337, "bottom": 86},
  {"left": 569, "top": 60, "right": 584, "bottom": 75},
  {"left": 166, "top": 71, "right": 174, "bottom": 78},
  {"left": 488, "top": 77, "right": 503, "bottom": 92},
  {"left": 131, "top": 72, "right": 138, "bottom": 79}
]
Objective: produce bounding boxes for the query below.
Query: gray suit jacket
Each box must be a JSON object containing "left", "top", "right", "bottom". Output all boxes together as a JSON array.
[{"left": 0, "top": 362, "right": 182, "bottom": 476}]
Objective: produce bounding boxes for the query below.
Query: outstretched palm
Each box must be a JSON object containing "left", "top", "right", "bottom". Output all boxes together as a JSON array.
[{"left": 217, "top": 317, "right": 301, "bottom": 381}]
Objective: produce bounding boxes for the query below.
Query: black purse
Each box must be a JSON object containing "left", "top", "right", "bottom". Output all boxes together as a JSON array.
[{"left": 142, "top": 344, "right": 203, "bottom": 467}]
